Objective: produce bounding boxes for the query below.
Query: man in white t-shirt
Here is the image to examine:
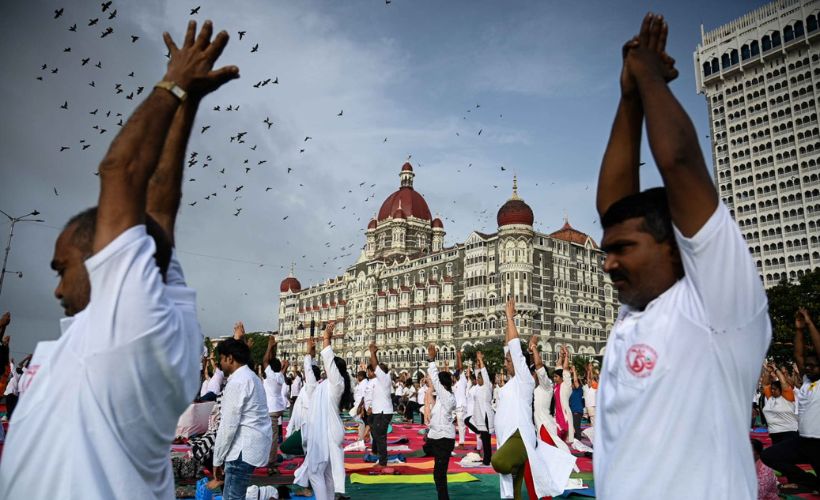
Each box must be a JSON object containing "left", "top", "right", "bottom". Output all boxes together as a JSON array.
[
  {"left": 761, "top": 308, "right": 820, "bottom": 491},
  {"left": 592, "top": 14, "right": 770, "bottom": 500},
  {"left": 368, "top": 341, "right": 394, "bottom": 468},
  {"left": 263, "top": 333, "right": 287, "bottom": 473},
  {"left": 453, "top": 350, "right": 468, "bottom": 446},
  {"left": 290, "top": 371, "right": 303, "bottom": 405},
  {"left": 0, "top": 20, "right": 240, "bottom": 499}
]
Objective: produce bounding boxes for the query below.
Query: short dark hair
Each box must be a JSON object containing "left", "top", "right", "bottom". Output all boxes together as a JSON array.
[
  {"left": 65, "top": 207, "right": 172, "bottom": 279},
  {"left": 357, "top": 370, "right": 367, "bottom": 379},
  {"left": 771, "top": 380, "right": 782, "bottom": 392},
  {"left": 217, "top": 338, "right": 251, "bottom": 366},
  {"left": 378, "top": 362, "right": 388, "bottom": 373},
  {"left": 601, "top": 187, "right": 674, "bottom": 243},
  {"left": 438, "top": 371, "right": 453, "bottom": 392},
  {"left": 311, "top": 364, "right": 321, "bottom": 380},
  {"left": 554, "top": 368, "right": 564, "bottom": 379},
  {"left": 270, "top": 358, "right": 282, "bottom": 372}
]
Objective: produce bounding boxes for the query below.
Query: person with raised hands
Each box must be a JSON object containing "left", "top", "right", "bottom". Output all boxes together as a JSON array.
[
  {"left": 281, "top": 336, "right": 321, "bottom": 460},
  {"left": 594, "top": 13, "right": 770, "bottom": 499},
  {"left": 422, "top": 343, "right": 457, "bottom": 500},
  {"left": 491, "top": 297, "right": 575, "bottom": 499},
  {"left": 262, "top": 331, "right": 287, "bottom": 475},
  {"left": 760, "top": 362, "right": 797, "bottom": 444},
  {"left": 0, "top": 19, "right": 239, "bottom": 499},
  {"left": 367, "top": 339, "right": 394, "bottom": 470},
  {"left": 529, "top": 336, "right": 569, "bottom": 454},
  {"left": 553, "top": 345, "right": 573, "bottom": 443},
  {"left": 294, "top": 322, "right": 354, "bottom": 500},
  {"left": 453, "top": 349, "right": 468, "bottom": 447},
  {"left": 472, "top": 350, "right": 495, "bottom": 465}
]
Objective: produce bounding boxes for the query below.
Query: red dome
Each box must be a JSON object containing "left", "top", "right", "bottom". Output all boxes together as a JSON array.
[
  {"left": 550, "top": 220, "right": 597, "bottom": 248},
  {"left": 377, "top": 188, "right": 431, "bottom": 221},
  {"left": 367, "top": 218, "right": 377, "bottom": 229},
  {"left": 497, "top": 199, "right": 534, "bottom": 227},
  {"left": 280, "top": 276, "right": 301, "bottom": 293},
  {"left": 432, "top": 218, "right": 444, "bottom": 228},
  {"left": 392, "top": 207, "right": 406, "bottom": 219},
  {"left": 401, "top": 162, "right": 413, "bottom": 172}
]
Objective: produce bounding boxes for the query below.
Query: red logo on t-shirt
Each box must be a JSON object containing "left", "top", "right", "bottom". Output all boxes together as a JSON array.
[{"left": 626, "top": 344, "right": 657, "bottom": 378}]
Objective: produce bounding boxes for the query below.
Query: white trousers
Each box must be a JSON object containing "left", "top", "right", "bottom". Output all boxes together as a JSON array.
[
  {"left": 455, "top": 407, "right": 466, "bottom": 445},
  {"left": 308, "top": 465, "right": 335, "bottom": 500}
]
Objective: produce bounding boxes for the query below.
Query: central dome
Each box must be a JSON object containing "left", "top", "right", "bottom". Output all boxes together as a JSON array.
[
  {"left": 497, "top": 176, "right": 534, "bottom": 227},
  {"left": 377, "top": 162, "right": 432, "bottom": 221}
]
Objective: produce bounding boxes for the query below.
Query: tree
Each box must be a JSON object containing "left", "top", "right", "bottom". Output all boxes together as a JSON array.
[{"left": 765, "top": 268, "right": 820, "bottom": 364}]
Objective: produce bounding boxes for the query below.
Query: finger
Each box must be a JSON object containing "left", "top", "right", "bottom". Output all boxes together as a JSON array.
[
  {"left": 196, "top": 19, "right": 213, "bottom": 49},
  {"left": 648, "top": 15, "right": 662, "bottom": 52},
  {"left": 639, "top": 12, "right": 653, "bottom": 47},
  {"left": 657, "top": 21, "right": 669, "bottom": 54},
  {"left": 163, "top": 32, "right": 179, "bottom": 57},
  {"left": 184, "top": 20, "right": 197, "bottom": 48},
  {"left": 206, "top": 31, "right": 230, "bottom": 62},
  {"left": 622, "top": 37, "right": 639, "bottom": 59}
]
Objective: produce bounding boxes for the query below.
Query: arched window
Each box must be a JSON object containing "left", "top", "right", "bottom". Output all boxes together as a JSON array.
[
  {"left": 751, "top": 40, "right": 760, "bottom": 56},
  {"left": 703, "top": 61, "right": 712, "bottom": 76},
  {"left": 795, "top": 20, "right": 804, "bottom": 37},
  {"left": 730, "top": 49, "right": 739, "bottom": 66},
  {"left": 711, "top": 58, "right": 719, "bottom": 74},
  {"left": 762, "top": 35, "right": 772, "bottom": 52},
  {"left": 808, "top": 15, "right": 818, "bottom": 33},
  {"left": 772, "top": 30, "right": 781, "bottom": 47},
  {"left": 784, "top": 25, "right": 795, "bottom": 43},
  {"left": 722, "top": 53, "right": 731, "bottom": 69},
  {"left": 741, "top": 44, "right": 751, "bottom": 61}
]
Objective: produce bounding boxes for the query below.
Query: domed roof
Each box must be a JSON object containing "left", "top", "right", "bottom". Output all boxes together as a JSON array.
[
  {"left": 280, "top": 275, "right": 301, "bottom": 293},
  {"left": 432, "top": 217, "right": 444, "bottom": 229},
  {"left": 392, "top": 205, "right": 406, "bottom": 219},
  {"left": 377, "top": 162, "right": 432, "bottom": 221},
  {"left": 497, "top": 176, "right": 534, "bottom": 227},
  {"left": 550, "top": 219, "right": 597, "bottom": 248},
  {"left": 367, "top": 218, "right": 377, "bottom": 229}
]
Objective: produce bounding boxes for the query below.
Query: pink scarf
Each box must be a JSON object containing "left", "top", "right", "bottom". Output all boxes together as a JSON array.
[{"left": 553, "top": 383, "right": 568, "bottom": 434}]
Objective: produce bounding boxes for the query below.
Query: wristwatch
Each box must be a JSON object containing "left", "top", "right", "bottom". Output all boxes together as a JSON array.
[{"left": 154, "top": 81, "right": 187, "bottom": 102}]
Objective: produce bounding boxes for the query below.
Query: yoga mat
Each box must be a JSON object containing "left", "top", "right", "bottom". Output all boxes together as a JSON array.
[{"left": 350, "top": 472, "right": 479, "bottom": 484}]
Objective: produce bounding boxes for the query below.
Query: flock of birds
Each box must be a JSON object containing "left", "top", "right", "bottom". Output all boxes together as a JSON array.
[{"left": 35, "top": 2, "right": 578, "bottom": 286}]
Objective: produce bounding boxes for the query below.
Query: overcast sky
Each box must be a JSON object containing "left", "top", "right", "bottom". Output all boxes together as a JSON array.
[{"left": 0, "top": 0, "right": 766, "bottom": 358}]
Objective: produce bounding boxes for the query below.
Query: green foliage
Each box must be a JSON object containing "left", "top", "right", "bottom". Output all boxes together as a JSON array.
[
  {"left": 245, "top": 332, "right": 271, "bottom": 369},
  {"left": 765, "top": 268, "right": 820, "bottom": 364},
  {"left": 461, "top": 339, "right": 527, "bottom": 379}
]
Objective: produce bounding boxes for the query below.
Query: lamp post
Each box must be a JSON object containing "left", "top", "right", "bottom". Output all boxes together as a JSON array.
[{"left": 0, "top": 210, "right": 44, "bottom": 297}]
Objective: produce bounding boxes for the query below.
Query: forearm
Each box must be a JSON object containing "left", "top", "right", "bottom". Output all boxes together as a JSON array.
[
  {"left": 370, "top": 351, "right": 378, "bottom": 369},
  {"left": 806, "top": 321, "right": 820, "bottom": 353},
  {"left": 795, "top": 327, "right": 806, "bottom": 369},
  {"left": 94, "top": 89, "right": 180, "bottom": 252},
  {"left": 597, "top": 96, "right": 643, "bottom": 216},
  {"left": 146, "top": 100, "right": 200, "bottom": 243},
  {"left": 505, "top": 316, "right": 518, "bottom": 342}
]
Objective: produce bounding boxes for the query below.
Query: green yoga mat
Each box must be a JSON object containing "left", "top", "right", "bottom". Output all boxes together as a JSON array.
[{"left": 350, "top": 472, "right": 479, "bottom": 485}]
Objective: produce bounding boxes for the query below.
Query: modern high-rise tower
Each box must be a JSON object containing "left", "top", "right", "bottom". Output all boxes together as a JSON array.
[{"left": 695, "top": 0, "right": 820, "bottom": 287}]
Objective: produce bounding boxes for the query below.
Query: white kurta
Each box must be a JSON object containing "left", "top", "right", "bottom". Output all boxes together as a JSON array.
[
  {"left": 287, "top": 355, "right": 318, "bottom": 438},
  {"left": 533, "top": 367, "right": 570, "bottom": 454},
  {"left": 472, "top": 367, "right": 495, "bottom": 433},
  {"left": 494, "top": 340, "right": 576, "bottom": 499},
  {"left": 294, "top": 346, "right": 345, "bottom": 494}
]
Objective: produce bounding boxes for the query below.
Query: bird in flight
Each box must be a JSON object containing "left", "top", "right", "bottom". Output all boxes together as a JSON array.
[
  {"left": 263, "top": 117, "right": 273, "bottom": 129},
  {"left": 69, "top": 23, "right": 77, "bottom": 32},
  {"left": 108, "top": 9, "right": 117, "bottom": 20},
  {"left": 60, "top": 146, "right": 70, "bottom": 152},
  {"left": 304, "top": 136, "right": 312, "bottom": 142},
  {"left": 131, "top": 35, "right": 139, "bottom": 43},
  {"left": 235, "top": 185, "right": 244, "bottom": 192},
  {"left": 81, "top": 57, "right": 90, "bottom": 65},
  {"left": 189, "top": 201, "right": 197, "bottom": 206},
  {"left": 234, "top": 208, "right": 242, "bottom": 217},
  {"left": 337, "top": 110, "right": 343, "bottom": 117},
  {"left": 190, "top": 6, "right": 201, "bottom": 15},
  {"left": 54, "top": 8, "right": 64, "bottom": 19},
  {"left": 89, "top": 18, "right": 99, "bottom": 26},
  {"left": 201, "top": 125, "right": 210, "bottom": 133},
  {"left": 101, "top": 1, "right": 112, "bottom": 11},
  {"left": 238, "top": 31, "right": 246, "bottom": 40},
  {"left": 251, "top": 44, "right": 259, "bottom": 53},
  {"left": 54, "top": 187, "right": 59, "bottom": 196},
  {"left": 101, "top": 27, "right": 114, "bottom": 38},
  {"left": 60, "top": 101, "right": 68, "bottom": 110}
]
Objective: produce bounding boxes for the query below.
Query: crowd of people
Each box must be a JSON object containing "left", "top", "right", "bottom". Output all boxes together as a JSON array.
[{"left": 0, "top": 12, "right": 817, "bottom": 500}]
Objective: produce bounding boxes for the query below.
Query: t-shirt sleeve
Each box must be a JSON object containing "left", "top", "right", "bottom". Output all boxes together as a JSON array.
[
  {"left": 84, "top": 225, "right": 176, "bottom": 350},
  {"left": 165, "top": 248, "right": 187, "bottom": 287},
  {"left": 673, "top": 203, "right": 768, "bottom": 330}
]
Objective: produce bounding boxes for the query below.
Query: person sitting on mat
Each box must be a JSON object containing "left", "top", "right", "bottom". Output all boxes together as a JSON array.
[
  {"left": 294, "top": 322, "right": 353, "bottom": 500},
  {"left": 491, "top": 297, "right": 575, "bottom": 500}
]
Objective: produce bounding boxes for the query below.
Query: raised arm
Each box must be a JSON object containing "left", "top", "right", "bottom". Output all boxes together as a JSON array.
[
  {"left": 627, "top": 14, "right": 717, "bottom": 236},
  {"left": 571, "top": 365, "right": 581, "bottom": 389},
  {"left": 369, "top": 340, "right": 379, "bottom": 370},
  {"left": 304, "top": 337, "right": 317, "bottom": 387},
  {"left": 93, "top": 20, "right": 239, "bottom": 253},
  {"left": 597, "top": 37, "right": 643, "bottom": 216},
  {"left": 263, "top": 334, "right": 277, "bottom": 369},
  {"left": 427, "top": 343, "right": 445, "bottom": 395},
  {"left": 774, "top": 365, "right": 792, "bottom": 390},
  {"left": 529, "top": 335, "right": 543, "bottom": 370},
  {"left": 799, "top": 307, "right": 820, "bottom": 360},
  {"left": 145, "top": 100, "right": 199, "bottom": 244},
  {"left": 795, "top": 309, "right": 808, "bottom": 371},
  {"left": 0, "top": 312, "right": 9, "bottom": 339},
  {"left": 561, "top": 346, "right": 570, "bottom": 371},
  {"left": 455, "top": 349, "right": 463, "bottom": 377},
  {"left": 505, "top": 296, "right": 519, "bottom": 343}
]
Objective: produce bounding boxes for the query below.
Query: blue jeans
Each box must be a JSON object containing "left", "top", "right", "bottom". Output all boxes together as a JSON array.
[{"left": 223, "top": 453, "right": 255, "bottom": 500}]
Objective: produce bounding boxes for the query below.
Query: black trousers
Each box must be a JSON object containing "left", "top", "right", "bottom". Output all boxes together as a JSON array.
[
  {"left": 5, "top": 394, "right": 18, "bottom": 419},
  {"left": 371, "top": 413, "right": 392, "bottom": 466},
  {"left": 761, "top": 435, "right": 820, "bottom": 489},
  {"left": 572, "top": 411, "right": 583, "bottom": 440},
  {"left": 405, "top": 401, "right": 423, "bottom": 423},
  {"left": 770, "top": 430, "right": 799, "bottom": 445},
  {"left": 464, "top": 416, "right": 492, "bottom": 464},
  {"left": 423, "top": 437, "right": 455, "bottom": 500}
]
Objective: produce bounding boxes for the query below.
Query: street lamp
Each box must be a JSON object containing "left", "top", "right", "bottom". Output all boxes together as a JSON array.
[{"left": 0, "top": 210, "right": 44, "bottom": 297}]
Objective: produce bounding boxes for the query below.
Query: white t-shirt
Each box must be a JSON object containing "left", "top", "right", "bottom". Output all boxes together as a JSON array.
[
  {"left": 0, "top": 227, "right": 203, "bottom": 499},
  {"left": 206, "top": 369, "right": 224, "bottom": 396},
  {"left": 199, "top": 379, "right": 210, "bottom": 397},
  {"left": 372, "top": 366, "right": 393, "bottom": 414},
  {"left": 796, "top": 376, "right": 820, "bottom": 438},
  {"left": 363, "top": 377, "right": 375, "bottom": 411},
  {"left": 426, "top": 362, "right": 455, "bottom": 439},
  {"left": 594, "top": 205, "right": 771, "bottom": 500},
  {"left": 762, "top": 396, "right": 798, "bottom": 434},
  {"left": 290, "top": 375, "right": 302, "bottom": 398},
  {"left": 264, "top": 367, "right": 286, "bottom": 413},
  {"left": 583, "top": 383, "right": 597, "bottom": 408},
  {"left": 466, "top": 383, "right": 477, "bottom": 418},
  {"left": 454, "top": 372, "right": 468, "bottom": 408},
  {"left": 417, "top": 385, "right": 428, "bottom": 405}
]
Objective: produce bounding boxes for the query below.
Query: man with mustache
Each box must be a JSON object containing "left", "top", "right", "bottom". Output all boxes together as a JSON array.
[
  {"left": 593, "top": 14, "right": 771, "bottom": 499},
  {"left": 0, "top": 20, "right": 239, "bottom": 499}
]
